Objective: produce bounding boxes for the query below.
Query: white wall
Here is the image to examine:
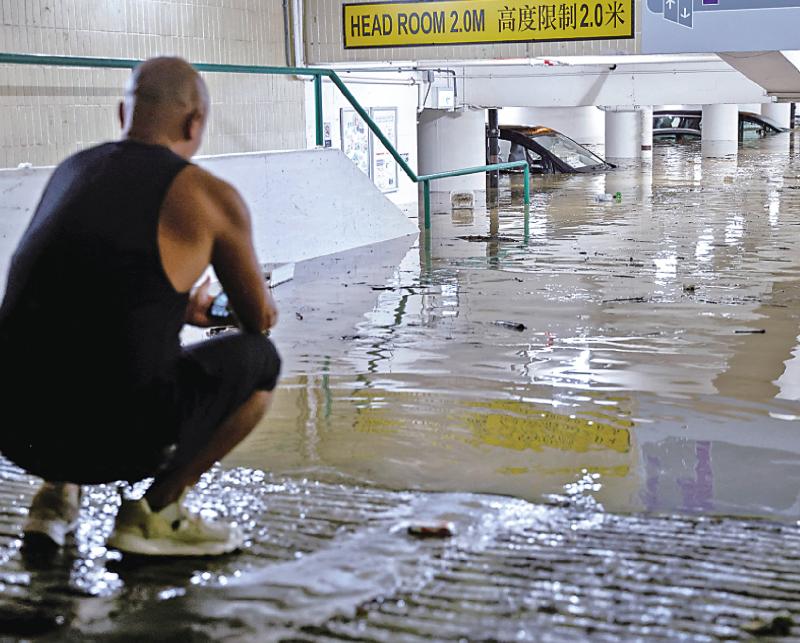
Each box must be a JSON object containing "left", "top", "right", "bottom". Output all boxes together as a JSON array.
[
  {"left": 305, "top": 74, "right": 420, "bottom": 210},
  {"left": 499, "top": 106, "right": 605, "bottom": 144},
  {"left": 0, "top": 1, "right": 305, "bottom": 169},
  {"left": 0, "top": 149, "right": 418, "bottom": 299}
]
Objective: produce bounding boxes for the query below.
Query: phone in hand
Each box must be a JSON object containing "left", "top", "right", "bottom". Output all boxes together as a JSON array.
[{"left": 207, "top": 291, "right": 237, "bottom": 325}]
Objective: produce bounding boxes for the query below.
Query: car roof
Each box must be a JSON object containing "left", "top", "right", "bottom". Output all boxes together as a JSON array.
[
  {"left": 499, "top": 125, "right": 556, "bottom": 136},
  {"left": 654, "top": 110, "right": 787, "bottom": 132}
]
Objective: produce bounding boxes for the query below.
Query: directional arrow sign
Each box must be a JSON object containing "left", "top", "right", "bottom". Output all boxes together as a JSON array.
[
  {"left": 644, "top": 0, "right": 800, "bottom": 51},
  {"left": 678, "top": 0, "right": 693, "bottom": 25},
  {"left": 665, "top": 0, "right": 679, "bottom": 20}
]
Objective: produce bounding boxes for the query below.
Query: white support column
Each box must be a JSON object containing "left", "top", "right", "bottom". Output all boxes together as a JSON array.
[
  {"left": 418, "top": 108, "right": 486, "bottom": 192},
  {"left": 640, "top": 106, "right": 653, "bottom": 160},
  {"left": 701, "top": 103, "right": 739, "bottom": 156},
  {"left": 739, "top": 103, "right": 763, "bottom": 114},
  {"left": 761, "top": 102, "right": 792, "bottom": 129},
  {"left": 604, "top": 108, "right": 641, "bottom": 159}
]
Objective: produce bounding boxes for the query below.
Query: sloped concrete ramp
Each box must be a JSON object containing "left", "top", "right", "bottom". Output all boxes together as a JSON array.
[
  {"left": 1, "top": 458, "right": 799, "bottom": 641},
  {"left": 0, "top": 148, "right": 418, "bottom": 298},
  {"left": 197, "top": 149, "right": 417, "bottom": 265}
]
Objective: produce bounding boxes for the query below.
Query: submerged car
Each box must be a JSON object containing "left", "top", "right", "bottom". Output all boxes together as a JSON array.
[
  {"left": 653, "top": 110, "right": 787, "bottom": 142},
  {"left": 492, "top": 125, "right": 615, "bottom": 174}
]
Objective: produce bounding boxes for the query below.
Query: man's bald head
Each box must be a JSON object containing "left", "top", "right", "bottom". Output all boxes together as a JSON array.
[{"left": 120, "top": 57, "right": 210, "bottom": 158}]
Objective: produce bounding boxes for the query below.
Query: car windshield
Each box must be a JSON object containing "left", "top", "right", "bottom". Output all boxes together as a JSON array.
[{"left": 531, "top": 132, "right": 605, "bottom": 169}]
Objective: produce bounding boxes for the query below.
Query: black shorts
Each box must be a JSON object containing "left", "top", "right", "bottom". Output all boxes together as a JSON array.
[{"left": 1, "top": 332, "right": 281, "bottom": 484}]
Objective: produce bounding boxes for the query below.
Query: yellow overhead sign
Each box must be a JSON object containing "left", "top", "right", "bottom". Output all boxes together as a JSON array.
[{"left": 343, "top": 0, "right": 634, "bottom": 48}]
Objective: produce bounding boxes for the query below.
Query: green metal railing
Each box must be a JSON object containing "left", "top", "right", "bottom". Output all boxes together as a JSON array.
[{"left": 0, "top": 52, "right": 531, "bottom": 228}]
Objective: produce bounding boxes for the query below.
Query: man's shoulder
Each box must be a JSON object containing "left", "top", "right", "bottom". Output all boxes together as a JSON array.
[
  {"left": 164, "top": 165, "right": 246, "bottom": 229},
  {"left": 171, "top": 164, "right": 238, "bottom": 203}
]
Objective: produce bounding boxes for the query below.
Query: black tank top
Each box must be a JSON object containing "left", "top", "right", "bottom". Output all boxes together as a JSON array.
[{"left": 0, "top": 140, "right": 191, "bottom": 393}]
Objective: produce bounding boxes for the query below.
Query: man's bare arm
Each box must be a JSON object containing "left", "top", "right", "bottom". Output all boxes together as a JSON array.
[{"left": 207, "top": 179, "right": 277, "bottom": 333}]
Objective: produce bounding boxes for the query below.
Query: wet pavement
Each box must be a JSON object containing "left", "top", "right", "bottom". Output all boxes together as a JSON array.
[{"left": 3, "top": 131, "right": 800, "bottom": 640}]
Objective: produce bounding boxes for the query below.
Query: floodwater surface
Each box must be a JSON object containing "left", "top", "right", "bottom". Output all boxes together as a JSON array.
[
  {"left": 238, "top": 132, "right": 800, "bottom": 521},
  {"left": 4, "top": 134, "right": 800, "bottom": 641}
]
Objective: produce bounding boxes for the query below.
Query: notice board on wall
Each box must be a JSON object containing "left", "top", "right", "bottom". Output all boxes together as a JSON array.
[
  {"left": 340, "top": 106, "right": 399, "bottom": 194},
  {"left": 370, "top": 107, "right": 398, "bottom": 194},
  {"left": 340, "top": 108, "right": 371, "bottom": 177}
]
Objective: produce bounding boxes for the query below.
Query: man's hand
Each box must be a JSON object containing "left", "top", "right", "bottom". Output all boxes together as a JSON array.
[
  {"left": 185, "top": 276, "right": 216, "bottom": 327},
  {"left": 263, "top": 289, "right": 279, "bottom": 329}
]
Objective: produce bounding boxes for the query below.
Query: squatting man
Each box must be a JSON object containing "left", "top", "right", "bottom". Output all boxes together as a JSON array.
[{"left": 0, "top": 57, "right": 281, "bottom": 556}]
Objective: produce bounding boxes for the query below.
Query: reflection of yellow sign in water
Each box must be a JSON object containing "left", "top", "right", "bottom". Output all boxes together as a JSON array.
[
  {"left": 343, "top": 0, "right": 634, "bottom": 48},
  {"left": 467, "top": 400, "right": 632, "bottom": 453}
]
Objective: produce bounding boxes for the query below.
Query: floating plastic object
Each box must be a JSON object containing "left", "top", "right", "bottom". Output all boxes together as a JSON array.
[
  {"left": 451, "top": 191, "right": 475, "bottom": 209},
  {"left": 595, "top": 192, "right": 623, "bottom": 203}
]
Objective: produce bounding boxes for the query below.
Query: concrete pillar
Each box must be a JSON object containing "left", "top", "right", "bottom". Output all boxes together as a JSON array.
[
  {"left": 604, "top": 109, "right": 641, "bottom": 159},
  {"left": 499, "top": 106, "right": 605, "bottom": 144},
  {"left": 640, "top": 106, "right": 653, "bottom": 159},
  {"left": 418, "top": 108, "right": 486, "bottom": 192},
  {"left": 761, "top": 102, "right": 792, "bottom": 129},
  {"left": 739, "top": 103, "right": 763, "bottom": 115},
  {"left": 701, "top": 104, "right": 739, "bottom": 156}
]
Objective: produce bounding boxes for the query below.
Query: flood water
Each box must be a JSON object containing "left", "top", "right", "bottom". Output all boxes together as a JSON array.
[
  {"left": 238, "top": 131, "right": 800, "bottom": 522},
  {"left": 4, "top": 133, "right": 800, "bottom": 641}
]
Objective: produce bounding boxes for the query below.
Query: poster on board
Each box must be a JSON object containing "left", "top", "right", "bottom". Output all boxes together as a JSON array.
[
  {"left": 370, "top": 107, "right": 398, "bottom": 194},
  {"left": 340, "top": 108, "right": 370, "bottom": 177}
]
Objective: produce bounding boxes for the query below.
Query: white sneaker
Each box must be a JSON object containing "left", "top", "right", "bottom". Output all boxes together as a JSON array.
[
  {"left": 23, "top": 482, "right": 81, "bottom": 547},
  {"left": 106, "top": 493, "right": 243, "bottom": 557}
]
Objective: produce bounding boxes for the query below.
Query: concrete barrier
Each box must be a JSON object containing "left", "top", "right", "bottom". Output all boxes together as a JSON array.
[{"left": 0, "top": 148, "right": 418, "bottom": 297}]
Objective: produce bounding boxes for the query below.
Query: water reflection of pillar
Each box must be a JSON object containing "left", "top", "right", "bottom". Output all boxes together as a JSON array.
[
  {"left": 700, "top": 149, "right": 739, "bottom": 189},
  {"left": 487, "top": 205, "right": 500, "bottom": 266},
  {"left": 677, "top": 441, "right": 713, "bottom": 512},
  {"left": 641, "top": 439, "right": 714, "bottom": 513},
  {"left": 701, "top": 104, "right": 739, "bottom": 158},
  {"left": 714, "top": 279, "right": 800, "bottom": 403}
]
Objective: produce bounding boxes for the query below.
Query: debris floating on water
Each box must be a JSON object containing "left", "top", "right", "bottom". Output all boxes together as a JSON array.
[
  {"left": 741, "top": 613, "right": 793, "bottom": 636},
  {"left": 407, "top": 522, "right": 455, "bottom": 539},
  {"left": 458, "top": 235, "right": 517, "bottom": 243},
  {"left": 494, "top": 320, "right": 526, "bottom": 331}
]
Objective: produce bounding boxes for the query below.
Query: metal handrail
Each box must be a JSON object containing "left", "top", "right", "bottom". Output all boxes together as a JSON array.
[
  {"left": 419, "top": 161, "right": 530, "bottom": 230},
  {"left": 0, "top": 52, "right": 531, "bottom": 228}
]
